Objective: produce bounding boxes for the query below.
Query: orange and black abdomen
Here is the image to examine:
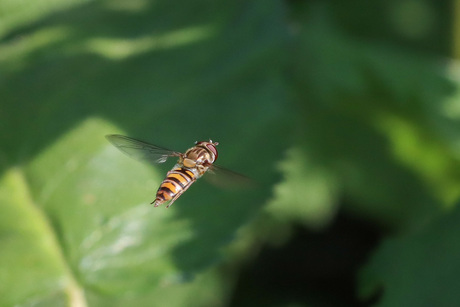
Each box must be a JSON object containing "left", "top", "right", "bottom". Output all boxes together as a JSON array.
[{"left": 154, "top": 167, "right": 196, "bottom": 207}]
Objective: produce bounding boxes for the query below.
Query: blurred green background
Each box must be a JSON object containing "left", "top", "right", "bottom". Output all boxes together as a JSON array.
[{"left": 1, "top": 0, "right": 460, "bottom": 306}]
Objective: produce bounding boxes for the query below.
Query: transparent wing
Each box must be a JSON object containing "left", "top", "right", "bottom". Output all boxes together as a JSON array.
[
  {"left": 205, "top": 164, "right": 255, "bottom": 189},
  {"left": 106, "top": 134, "right": 182, "bottom": 164}
]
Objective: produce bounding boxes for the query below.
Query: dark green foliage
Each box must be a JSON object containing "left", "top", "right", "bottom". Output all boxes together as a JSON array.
[
  {"left": 1, "top": 0, "right": 459, "bottom": 306},
  {"left": 360, "top": 205, "right": 460, "bottom": 307}
]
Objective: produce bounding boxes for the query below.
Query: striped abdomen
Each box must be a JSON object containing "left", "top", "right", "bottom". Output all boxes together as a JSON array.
[{"left": 152, "top": 166, "right": 197, "bottom": 208}]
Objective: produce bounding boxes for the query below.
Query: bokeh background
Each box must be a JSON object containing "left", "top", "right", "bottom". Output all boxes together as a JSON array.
[{"left": 1, "top": 0, "right": 460, "bottom": 306}]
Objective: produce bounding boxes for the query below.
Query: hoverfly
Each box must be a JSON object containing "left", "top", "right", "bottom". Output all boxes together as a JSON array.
[{"left": 106, "top": 134, "right": 249, "bottom": 208}]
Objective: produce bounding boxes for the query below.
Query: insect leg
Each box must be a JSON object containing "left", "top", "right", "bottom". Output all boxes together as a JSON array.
[
  {"left": 165, "top": 192, "right": 183, "bottom": 208},
  {"left": 165, "top": 174, "right": 196, "bottom": 208}
]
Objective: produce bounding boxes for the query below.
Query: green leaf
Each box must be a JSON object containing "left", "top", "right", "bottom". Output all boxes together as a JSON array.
[
  {"left": 0, "top": 168, "right": 82, "bottom": 306},
  {"left": 0, "top": 0, "right": 290, "bottom": 305},
  {"left": 359, "top": 204, "right": 460, "bottom": 306},
  {"left": 266, "top": 147, "right": 340, "bottom": 230},
  {"left": 288, "top": 3, "right": 460, "bottom": 231}
]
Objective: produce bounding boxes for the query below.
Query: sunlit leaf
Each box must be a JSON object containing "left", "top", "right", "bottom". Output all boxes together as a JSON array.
[
  {"left": 289, "top": 3, "right": 460, "bottom": 231},
  {"left": 0, "top": 0, "right": 289, "bottom": 305}
]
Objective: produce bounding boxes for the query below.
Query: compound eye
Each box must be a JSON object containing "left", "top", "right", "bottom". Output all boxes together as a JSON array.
[{"left": 206, "top": 144, "right": 218, "bottom": 161}]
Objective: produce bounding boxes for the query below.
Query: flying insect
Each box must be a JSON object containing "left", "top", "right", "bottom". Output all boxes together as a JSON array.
[{"left": 106, "top": 134, "right": 247, "bottom": 208}]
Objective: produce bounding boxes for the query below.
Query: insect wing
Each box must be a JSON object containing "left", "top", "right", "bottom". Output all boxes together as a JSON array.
[
  {"left": 206, "top": 164, "right": 255, "bottom": 189},
  {"left": 106, "top": 134, "right": 182, "bottom": 164}
]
